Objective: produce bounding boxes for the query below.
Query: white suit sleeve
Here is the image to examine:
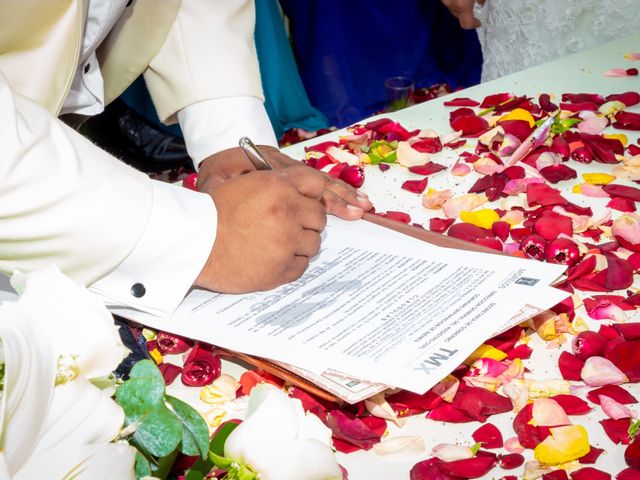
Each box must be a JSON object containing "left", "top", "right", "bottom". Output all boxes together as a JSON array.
[{"left": 0, "top": 73, "right": 215, "bottom": 315}]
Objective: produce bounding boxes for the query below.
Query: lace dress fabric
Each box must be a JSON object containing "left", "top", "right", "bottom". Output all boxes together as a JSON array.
[{"left": 474, "top": 0, "right": 638, "bottom": 82}]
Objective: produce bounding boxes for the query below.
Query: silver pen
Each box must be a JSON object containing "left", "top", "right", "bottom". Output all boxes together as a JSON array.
[{"left": 239, "top": 136, "right": 274, "bottom": 170}]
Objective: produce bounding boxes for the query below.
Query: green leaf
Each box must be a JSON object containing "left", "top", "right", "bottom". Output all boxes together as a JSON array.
[
  {"left": 629, "top": 418, "right": 640, "bottom": 440},
  {"left": 210, "top": 421, "right": 239, "bottom": 457},
  {"left": 470, "top": 442, "right": 482, "bottom": 455},
  {"left": 133, "top": 405, "right": 182, "bottom": 457},
  {"left": 209, "top": 451, "right": 234, "bottom": 469},
  {"left": 184, "top": 470, "right": 206, "bottom": 480},
  {"left": 134, "top": 452, "right": 152, "bottom": 479},
  {"left": 116, "top": 360, "right": 182, "bottom": 458},
  {"left": 166, "top": 395, "right": 209, "bottom": 458}
]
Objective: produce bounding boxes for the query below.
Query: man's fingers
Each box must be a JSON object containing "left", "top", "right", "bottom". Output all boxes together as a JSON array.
[
  {"left": 281, "top": 255, "right": 310, "bottom": 284},
  {"left": 324, "top": 177, "right": 373, "bottom": 211},
  {"left": 294, "top": 229, "right": 322, "bottom": 258},
  {"left": 321, "top": 190, "right": 365, "bottom": 220},
  {"left": 281, "top": 165, "right": 328, "bottom": 200},
  {"left": 297, "top": 196, "right": 327, "bottom": 232}
]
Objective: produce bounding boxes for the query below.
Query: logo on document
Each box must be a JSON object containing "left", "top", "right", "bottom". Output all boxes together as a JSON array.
[{"left": 515, "top": 277, "right": 539, "bottom": 286}]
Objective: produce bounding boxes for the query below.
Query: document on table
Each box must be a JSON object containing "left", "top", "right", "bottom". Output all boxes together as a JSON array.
[{"left": 114, "top": 217, "right": 567, "bottom": 395}]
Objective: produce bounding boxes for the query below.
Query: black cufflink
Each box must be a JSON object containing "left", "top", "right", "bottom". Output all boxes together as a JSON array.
[{"left": 131, "top": 283, "right": 146, "bottom": 298}]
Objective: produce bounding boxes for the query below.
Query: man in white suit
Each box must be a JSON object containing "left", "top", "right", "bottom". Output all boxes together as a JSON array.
[{"left": 0, "top": 0, "right": 371, "bottom": 314}]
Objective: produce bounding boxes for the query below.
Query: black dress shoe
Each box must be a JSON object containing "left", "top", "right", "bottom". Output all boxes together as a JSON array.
[{"left": 79, "top": 99, "right": 194, "bottom": 173}]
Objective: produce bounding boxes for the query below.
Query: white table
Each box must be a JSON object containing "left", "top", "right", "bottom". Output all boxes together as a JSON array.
[
  {"left": 166, "top": 34, "right": 640, "bottom": 479},
  {"left": 279, "top": 34, "right": 640, "bottom": 479}
]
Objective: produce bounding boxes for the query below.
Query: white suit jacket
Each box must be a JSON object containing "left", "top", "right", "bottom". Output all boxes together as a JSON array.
[{"left": 0, "top": 0, "right": 264, "bottom": 313}]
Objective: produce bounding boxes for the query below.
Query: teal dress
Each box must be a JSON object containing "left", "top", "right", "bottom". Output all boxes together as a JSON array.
[{"left": 120, "top": 0, "right": 329, "bottom": 140}]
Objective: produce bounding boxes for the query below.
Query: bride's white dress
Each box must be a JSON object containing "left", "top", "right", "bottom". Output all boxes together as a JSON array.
[{"left": 474, "top": 0, "right": 638, "bottom": 82}]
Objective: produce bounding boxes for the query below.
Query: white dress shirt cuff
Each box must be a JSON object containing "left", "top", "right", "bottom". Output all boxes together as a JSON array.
[
  {"left": 90, "top": 181, "right": 216, "bottom": 316},
  {"left": 178, "top": 96, "right": 278, "bottom": 169}
]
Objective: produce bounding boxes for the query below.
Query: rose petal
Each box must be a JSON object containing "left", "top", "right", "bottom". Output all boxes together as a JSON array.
[
  {"left": 437, "top": 456, "right": 498, "bottom": 479},
  {"left": 432, "top": 444, "right": 474, "bottom": 462},
  {"left": 581, "top": 356, "right": 628, "bottom": 387},
  {"left": 616, "top": 467, "right": 640, "bottom": 480},
  {"left": 600, "top": 418, "right": 632, "bottom": 444},
  {"left": 408, "top": 162, "right": 447, "bottom": 175},
  {"left": 472, "top": 423, "right": 503, "bottom": 449},
  {"left": 588, "top": 385, "right": 638, "bottom": 405},
  {"left": 158, "top": 362, "right": 182, "bottom": 386},
  {"left": 181, "top": 343, "right": 222, "bottom": 387},
  {"left": 550, "top": 395, "right": 592, "bottom": 415},
  {"left": 429, "top": 218, "right": 456, "bottom": 233},
  {"left": 604, "top": 68, "right": 631, "bottom": 77},
  {"left": 558, "top": 351, "right": 585, "bottom": 381},
  {"left": 423, "top": 189, "right": 453, "bottom": 209},
  {"left": 616, "top": 111, "right": 640, "bottom": 131},
  {"left": 326, "top": 409, "right": 385, "bottom": 452},
  {"left": 373, "top": 436, "right": 426, "bottom": 458},
  {"left": 599, "top": 394, "right": 635, "bottom": 420},
  {"left": 444, "top": 97, "right": 480, "bottom": 107},
  {"left": 410, "top": 458, "right": 451, "bottom": 480},
  {"left": 531, "top": 398, "right": 571, "bottom": 427},
  {"left": 533, "top": 425, "right": 590, "bottom": 465},
  {"left": 427, "top": 403, "right": 474, "bottom": 423},
  {"left": 402, "top": 178, "right": 429, "bottom": 194},
  {"left": 499, "top": 453, "right": 525, "bottom": 470},
  {"left": 540, "top": 164, "right": 578, "bottom": 184},
  {"left": 442, "top": 194, "right": 487, "bottom": 218},
  {"left": 578, "top": 445, "right": 604, "bottom": 464},
  {"left": 626, "top": 440, "right": 640, "bottom": 468},
  {"left": 605, "top": 341, "right": 640, "bottom": 382},
  {"left": 570, "top": 467, "right": 611, "bottom": 480},
  {"left": 606, "top": 91, "right": 640, "bottom": 107}
]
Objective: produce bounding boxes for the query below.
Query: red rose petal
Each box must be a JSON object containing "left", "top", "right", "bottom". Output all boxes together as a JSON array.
[
  {"left": 558, "top": 351, "right": 585, "bottom": 381},
  {"left": 551, "top": 135, "right": 571, "bottom": 159},
  {"left": 158, "top": 362, "right": 182, "bottom": 386},
  {"left": 430, "top": 217, "right": 456, "bottom": 233},
  {"left": 156, "top": 331, "right": 193, "bottom": 355},
  {"left": 326, "top": 410, "right": 385, "bottom": 452},
  {"left": 500, "top": 119, "right": 535, "bottom": 142},
  {"left": 473, "top": 423, "right": 503, "bottom": 449},
  {"left": 570, "top": 467, "right": 611, "bottom": 480},
  {"left": 560, "top": 101, "right": 599, "bottom": 112},
  {"left": 451, "top": 114, "right": 490, "bottom": 136},
  {"left": 288, "top": 386, "right": 333, "bottom": 415},
  {"left": 408, "top": 162, "right": 447, "bottom": 175},
  {"left": 338, "top": 164, "right": 365, "bottom": 188},
  {"left": 604, "top": 184, "right": 640, "bottom": 202},
  {"left": 543, "top": 471, "right": 570, "bottom": 480},
  {"left": 605, "top": 340, "right": 640, "bottom": 381},
  {"left": 304, "top": 141, "right": 340, "bottom": 153},
  {"left": 402, "top": 178, "right": 429, "bottom": 194},
  {"left": 606, "top": 91, "right": 640, "bottom": 107},
  {"left": 499, "top": 453, "right": 524, "bottom": 470},
  {"left": 502, "top": 165, "right": 526, "bottom": 179},
  {"left": 617, "top": 467, "right": 640, "bottom": 480},
  {"left": 614, "top": 111, "right": 640, "bottom": 131},
  {"left": 539, "top": 93, "right": 558, "bottom": 112},
  {"left": 627, "top": 68, "right": 639, "bottom": 76},
  {"left": 427, "top": 403, "right": 475, "bottom": 423},
  {"left": 527, "top": 183, "right": 568, "bottom": 207},
  {"left": 615, "top": 323, "right": 640, "bottom": 340},
  {"left": 444, "top": 97, "right": 480, "bottom": 107},
  {"left": 609, "top": 197, "right": 638, "bottom": 212},
  {"left": 412, "top": 138, "right": 444, "bottom": 154},
  {"left": 624, "top": 440, "right": 640, "bottom": 467},
  {"left": 480, "top": 92, "right": 516, "bottom": 108},
  {"left": 378, "top": 163, "right": 391, "bottom": 172},
  {"left": 510, "top": 227, "right": 533, "bottom": 243},
  {"left": 604, "top": 253, "right": 635, "bottom": 290},
  {"left": 447, "top": 223, "right": 495, "bottom": 244},
  {"left": 534, "top": 215, "right": 573, "bottom": 240},
  {"left": 452, "top": 387, "right": 512, "bottom": 423},
  {"left": 364, "top": 118, "right": 393, "bottom": 130},
  {"left": 410, "top": 458, "right": 452, "bottom": 480},
  {"left": 377, "top": 211, "right": 412, "bottom": 223},
  {"left": 485, "top": 326, "right": 522, "bottom": 352},
  {"left": 513, "top": 403, "right": 551, "bottom": 449},
  {"left": 579, "top": 445, "right": 605, "bottom": 464},
  {"left": 386, "top": 389, "right": 443, "bottom": 416},
  {"left": 562, "top": 93, "right": 605, "bottom": 105},
  {"left": 438, "top": 456, "right": 497, "bottom": 479},
  {"left": 600, "top": 418, "right": 632, "bottom": 444},
  {"left": 551, "top": 395, "right": 592, "bottom": 415},
  {"left": 491, "top": 221, "right": 511, "bottom": 242},
  {"left": 507, "top": 344, "right": 533, "bottom": 360},
  {"left": 630, "top": 144, "right": 640, "bottom": 156},
  {"left": 588, "top": 385, "right": 638, "bottom": 405},
  {"left": 540, "top": 164, "right": 578, "bottom": 184}
]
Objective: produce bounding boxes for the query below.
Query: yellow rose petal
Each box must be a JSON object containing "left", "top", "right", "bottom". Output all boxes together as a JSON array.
[
  {"left": 464, "top": 344, "right": 507, "bottom": 365},
  {"left": 534, "top": 425, "right": 590, "bottom": 465},
  {"left": 582, "top": 173, "right": 616, "bottom": 185},
  {"left": 572, "top": 184, "right": 583, "bottom": 194},
  {"left": 460, "top": 209, "right": 500, "bottom": 229},
  {"left": 604, "top": 133, "right": 628, "bottom": 146},
  {"left": 498, "top": 108, "right": 536, "bottom": 127},
  {"left": 149, "top": 348, "right": 163, "bottom": 364}
]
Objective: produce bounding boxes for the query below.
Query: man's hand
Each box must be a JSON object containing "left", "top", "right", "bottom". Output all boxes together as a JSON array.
[
  {"left": 440, "top": 0, "right": 485, "bottom": 29},
  {"left": 197, "top": 146, "right": 373, "bottom": 220},
  {"left": 194, "top": 165, "right": 330, "bottom": 293}
]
